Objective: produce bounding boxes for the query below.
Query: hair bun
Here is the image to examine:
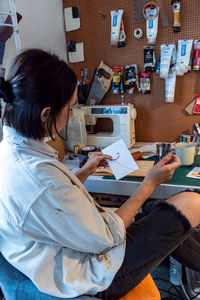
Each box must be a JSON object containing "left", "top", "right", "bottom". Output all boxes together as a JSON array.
[{"left": 0, "top": 77, "right": 14, "bottom": 104}]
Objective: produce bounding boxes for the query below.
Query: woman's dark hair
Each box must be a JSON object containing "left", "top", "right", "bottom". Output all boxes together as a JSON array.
[{"left": 0, "top": 48, "right": 77, "bottom": 139}]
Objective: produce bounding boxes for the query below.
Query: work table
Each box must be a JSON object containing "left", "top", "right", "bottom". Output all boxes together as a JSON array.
[{"left": 63, "top": 143, "right": 200, "bottom": 201}]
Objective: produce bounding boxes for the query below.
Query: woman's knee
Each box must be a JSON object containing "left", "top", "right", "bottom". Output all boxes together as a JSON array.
[{"left": 166, "top": 192, "right": 200, "bottom": 228}]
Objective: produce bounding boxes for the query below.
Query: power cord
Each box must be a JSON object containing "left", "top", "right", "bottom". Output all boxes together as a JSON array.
[
  {"left": 154, "top": 277, "right": 185, "bottom": 299},
  {"left": 173, "top": 259, "right": 190, "bottom": 300},
  {"left": 155, "top": 260, "right": 200, "bottom": 300},
  {"left": 173, "top": 259, "right": 200, "bottom": 299}
]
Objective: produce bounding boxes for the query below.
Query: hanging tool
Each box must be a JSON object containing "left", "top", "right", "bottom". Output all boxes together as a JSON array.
[
  {"left": 86, "top": 61, "right": 112, "bottom": 105},
  {"left": 78, "top": 68, "right": 89, "bottom": 105},
  {"left": 133, "top": 0, "right": 168, "bottom": 26},
  {"left": 133, "top": 0, "right": 147, "bottom": 22}
]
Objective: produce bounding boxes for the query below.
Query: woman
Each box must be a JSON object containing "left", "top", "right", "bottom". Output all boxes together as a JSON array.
[{"left": 0, "top": 49, "right": 199, "bottom": 300}]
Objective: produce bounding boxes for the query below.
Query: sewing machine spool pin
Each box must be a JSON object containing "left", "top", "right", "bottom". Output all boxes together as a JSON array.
[{"left": 121, "top": 94, "right": 125, "bottom": 105}]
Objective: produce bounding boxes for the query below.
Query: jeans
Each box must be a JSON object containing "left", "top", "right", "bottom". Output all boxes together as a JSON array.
[{"left": 96, "top": 201, "right": 195, "bottom": 300}]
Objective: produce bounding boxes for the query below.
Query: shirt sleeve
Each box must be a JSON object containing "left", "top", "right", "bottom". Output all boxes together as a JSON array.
[{"left": 22, "top": 181, "right": 126, "bottom": 254}]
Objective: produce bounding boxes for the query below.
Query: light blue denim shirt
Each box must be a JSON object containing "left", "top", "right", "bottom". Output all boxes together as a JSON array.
[{"left": 0, "top": 126, "right": 126, "bottom": 298}]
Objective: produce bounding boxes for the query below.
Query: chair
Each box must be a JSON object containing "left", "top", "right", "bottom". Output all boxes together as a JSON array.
[
  {"left": 119, "top": 274, "right": 161, "bottom": 300},
  {"left": 0, "top": 253, "right": 160, "bottom": 300}
]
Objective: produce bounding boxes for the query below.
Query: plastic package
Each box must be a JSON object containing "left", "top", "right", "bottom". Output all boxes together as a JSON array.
[
  {"left": 140, "top": 70, "right": 151, "bottom": 94},
  {"left": 143, "top": 3, "right": 159, "bottom": 44},
  {"left": 144, "top": 46, "right": 156, "bottom": 72},
  {"left": 112, "top": 66, "right": 122, "bottom": 94},
  {"left": 118, "top": 20, "right": 126, "bottom": 47},
  {"left": 193, "top": 39, "right": 200, "bottom": 71},
  {"left": 110, "top": 10, "right": 123, "bottom": 46},
  {"left": 124, "top": 65, "right": 137, "bottom": 94},
  {"left": 165, "top": 43, "right": 177, "bottom": 103},
  {"left": 165, "top": 71, "right": 176, "bottom": 103},
  {"left": 176, "top": 39, "right": 193, "bottom": 76},
  {"left": 172, "top": 0, "right": 181, "bottom": 32},
  {"left": 160, "top": 44, "right": 174, "bottom": 78}
]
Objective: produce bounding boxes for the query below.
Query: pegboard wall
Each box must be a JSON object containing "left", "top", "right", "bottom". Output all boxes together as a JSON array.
[{"left": 63, "top": 0, "right": 200, "bottom": 142}]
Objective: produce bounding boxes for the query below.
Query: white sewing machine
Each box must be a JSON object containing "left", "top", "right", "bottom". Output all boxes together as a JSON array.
[{"left": 81, "top": 104, "right": 137, "bottom": 149}]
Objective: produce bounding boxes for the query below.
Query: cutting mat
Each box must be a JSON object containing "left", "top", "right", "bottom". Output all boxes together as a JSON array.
[{"left": 93, "top": 160, "right": 154, "bottom": 177}]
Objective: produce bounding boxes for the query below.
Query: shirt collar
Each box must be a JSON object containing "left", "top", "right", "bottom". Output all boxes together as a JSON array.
[{"left": 3, "top": 126, "right": 58, "bottom": 159}]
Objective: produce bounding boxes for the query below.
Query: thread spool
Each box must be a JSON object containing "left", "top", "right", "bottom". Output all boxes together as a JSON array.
[
  {"left": 134, "top": 28, "right": 143, "bottom": 39},
  {"left": 181, "top": 135, "right": 193, "bottom": 143},
  {"left": 73, "top": 145, "right": 79, "bottom": 157},
  {"left": 81, "top": 146, "right": 96, "bottom": 156}
]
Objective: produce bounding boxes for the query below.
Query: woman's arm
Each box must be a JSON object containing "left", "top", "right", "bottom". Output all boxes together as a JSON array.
[{"left": 115, "top": 153, "right": 181, "bottom": 229}]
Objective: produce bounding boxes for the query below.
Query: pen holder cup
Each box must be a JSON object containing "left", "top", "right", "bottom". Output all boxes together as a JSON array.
[{"left": 156, "top": 143, "right": 171, "bottom": 160}]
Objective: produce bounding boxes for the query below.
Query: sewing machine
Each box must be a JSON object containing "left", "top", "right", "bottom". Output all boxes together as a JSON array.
[{"left": 80, "top": 104, "right": 137, "bottom": 149}]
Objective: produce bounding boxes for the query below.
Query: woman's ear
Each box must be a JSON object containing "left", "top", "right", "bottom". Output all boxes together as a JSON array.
[{"left": 40, "top": 107, "right": 51, "bottom": 123}]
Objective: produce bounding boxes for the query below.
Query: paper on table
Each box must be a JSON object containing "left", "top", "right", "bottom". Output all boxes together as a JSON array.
[
  {"left": 102, "top": 139, "right": 139, "bottom": 180},
  {"left": 187, "top": 167, "right": 200, "bottom": 179}
]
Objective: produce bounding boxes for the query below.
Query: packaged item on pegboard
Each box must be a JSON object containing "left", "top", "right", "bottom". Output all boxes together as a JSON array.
[
  {"left": 135, "top": 66, "right": 141, "bottom": 93},
  {"left": 171, "top": 0, "right": 181, "bottom": 33},
  {"left": 160, "top": 43, "right": 175, "bottom": 79},
  {"left": 118, "top": 20, "right": 126, "bottom": 47},
  {"left": 112, "top": 66, "right": 122, "bottom": 94},
  {"left": 176, "top": 40, "right": 193, "bottom": 76},
  {"left": 110, "top": 10, "right": 123, "bottom": 47},
  {"left": 165, "top": 44, "right": 177, "bottom": 103},
  {"left": 140, "top": 70, "right": 151, "bottom": 94},
  {"left": 193, "top": 39, "right": 200, "bottom": 71},
  {"left": 124, "top": 65, "right": 136, "bottom": 94},
  {"left": 144, "top": 46, "right": 156, "bottom": 72},
  {"left": 192, "top": 95, "right": 200, "bottom": 115},
  {"left": 143, "top": 2, "right": 159, "bottom": 45}
]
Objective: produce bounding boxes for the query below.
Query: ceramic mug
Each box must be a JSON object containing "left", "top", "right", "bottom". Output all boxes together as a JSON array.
[{"left": 175, "top": 143, "right": 195, "bottom": 166}]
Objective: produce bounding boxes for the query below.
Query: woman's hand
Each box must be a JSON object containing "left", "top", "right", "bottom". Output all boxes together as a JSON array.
[
  {"left": 143, "top": 152, "right": 181, "bottom": 188},
  {"left": 82, "top": 152, "right": 112, "bottom": 174},
  {"left": 75, "top": 152, "right": 112, "bottom": 183}
]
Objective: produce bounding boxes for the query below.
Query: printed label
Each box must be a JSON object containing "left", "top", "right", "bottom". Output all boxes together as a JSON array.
[
  {"left": 173, "top": 3, "right": 180, "bottom": 12},
  {"left": 113, "top": 15, "right": 117, "bottom": 27},
  {"left": 148, "top": 19, "right": 153, "bottom": 29},
  {"left": 181, "top": 44, "right": 186, "bottom": 56}
]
